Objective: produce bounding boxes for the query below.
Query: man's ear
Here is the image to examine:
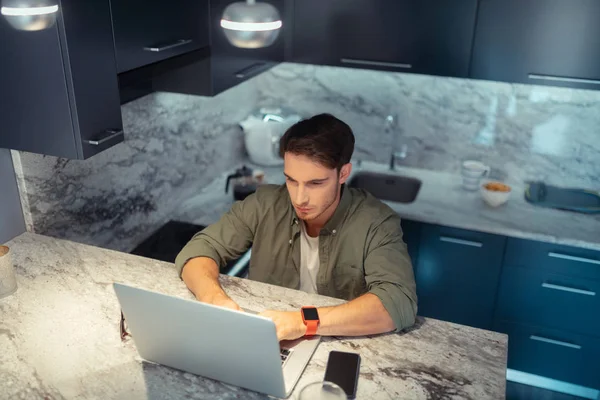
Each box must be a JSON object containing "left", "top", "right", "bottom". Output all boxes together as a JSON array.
[{"left": 338, "top": 163, "right": 352, "bottom": 184}]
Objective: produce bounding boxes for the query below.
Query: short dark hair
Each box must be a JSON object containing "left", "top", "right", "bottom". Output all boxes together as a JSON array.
[{"left": 279, "top": 113, "right": 355, "bottom": 170}]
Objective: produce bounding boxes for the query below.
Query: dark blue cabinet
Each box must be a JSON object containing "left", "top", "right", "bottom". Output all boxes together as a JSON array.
[
  {"left": 292, "top": 0, "right": 478, "bottom": 77},
  {"left": 497, "top": 238, "right": 600, "bottom": 338},
  {"left": 393, "top": 218, "right": 599, "bottom": 389},
  {"left": 415, "top": 224, "right": 506, "bottom": 329},
  {"left": 503, "top": 238, "right": 600, "bottom": 281},
  {"left": 494, "top": 237, "right": 600, "bottom": 389},
  {"left": 471, "top": 0, "right": 600, "bottom": 90},
  {"left": 495, "top": 321, "right": 600, "bottom": 388},
  {"left": 111, "top": 0, "right": 210, "bottom": 74},
  {"left": 496, "top": 266, "right": 600, "bottom": 338},
  {"left": 0, "top": 0, "right": 123, "bottom": 159},
  {"left": 124, "top": 0, "right": 287, "bottom": 100}
]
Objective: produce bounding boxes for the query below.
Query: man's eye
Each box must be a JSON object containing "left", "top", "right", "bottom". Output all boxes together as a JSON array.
[{"left": 311, "top": 182, "right": 323, "bottom": 186}]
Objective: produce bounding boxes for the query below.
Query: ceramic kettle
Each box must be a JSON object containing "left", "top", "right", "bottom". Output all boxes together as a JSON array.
[
  {"left": 225, "top": 165, "right": 265, "bottom": 201},
  {"left": 240, "top": 107, "right": 302, "bottom": 166}
]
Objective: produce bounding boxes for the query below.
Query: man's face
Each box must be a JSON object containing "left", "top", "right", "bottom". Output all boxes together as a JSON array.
[{"left": 283, "top": 153, "right": 351, "bottom": 223}]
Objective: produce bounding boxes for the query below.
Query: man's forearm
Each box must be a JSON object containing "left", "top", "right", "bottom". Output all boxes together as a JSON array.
[
  {"left": 181, "top": 257, "right": 225, "bottom": 302},
  {"left": 316, "top": 293, "right": 395, "bottom": 336}
]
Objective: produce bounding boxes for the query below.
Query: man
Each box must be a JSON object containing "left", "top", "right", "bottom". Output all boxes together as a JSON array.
[{"left": 175, "top": 114, "right": 417, "bottom": 341}]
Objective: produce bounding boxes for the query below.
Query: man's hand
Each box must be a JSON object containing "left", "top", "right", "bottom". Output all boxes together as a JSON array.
[
  {"left": 259, "top": 310, "right": 306, "bottom": 341},
  {"left": 203, "top": 292, "right": 242, "bottom": 311}
]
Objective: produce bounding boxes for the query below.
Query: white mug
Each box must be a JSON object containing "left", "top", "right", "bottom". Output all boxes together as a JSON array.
[
  {"left": 461, "top": 161, "right": 490, "bottom": 191},
  {"left": 0, "top": 245, "right": 17, "bottom": 299}
]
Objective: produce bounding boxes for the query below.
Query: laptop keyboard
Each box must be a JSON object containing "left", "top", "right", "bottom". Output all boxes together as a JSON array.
[{"left": 280, "top": 348, "right": 291, "bottom": 364}]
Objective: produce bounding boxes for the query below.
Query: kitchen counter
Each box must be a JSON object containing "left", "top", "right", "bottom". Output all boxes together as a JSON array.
[
  {"left": 361, "top": 161, "right": 600, "bottom": 252},
  {"left": 0, "top": 233, "right": 508, "bottom": 399},
  {"left": 174, "top": 160, "right": 600, "bottom": 252}
]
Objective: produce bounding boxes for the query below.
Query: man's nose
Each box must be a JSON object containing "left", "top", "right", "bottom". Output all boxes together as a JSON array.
[{"left": 296, "top": 185, "right": 308, "bottom": 205}]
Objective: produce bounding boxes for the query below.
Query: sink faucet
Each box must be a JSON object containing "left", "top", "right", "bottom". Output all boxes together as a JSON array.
[
  {"left": 390, "top": 145, "right": 408, "bottom": 170},
  {"left": 384, "top": 114, "right": 408, "bottom": 170}
]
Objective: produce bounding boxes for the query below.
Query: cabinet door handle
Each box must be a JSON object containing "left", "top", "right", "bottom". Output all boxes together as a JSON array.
[
  {"left": 542, "top": 282, "right": 596, "bottom": 296},
  {"left": 528, "top": 73, "right": 600, "bottom": 86},
  {"left": 235, "top": 62, "right": 267, "bottom": 79},
  {"left": 530, "top": 335, "right": 582, "bottom": 350},
  {"left": 340, "top": 58, "right": 412, "bottom": 70},
  {"left": 84, "top": 129, "right": 124, "bottom": 146},
  {"left": 547, "top": 252, "right": 600, "bottom": 265},
  {"left": 143, "top": 39, "right": 192, "bottom": 52},
  {"left": 439, "top": 236, "right": 483, "bottom": 248}
]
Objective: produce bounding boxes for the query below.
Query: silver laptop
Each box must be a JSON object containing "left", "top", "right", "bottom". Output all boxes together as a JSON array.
[{"left": 113, "top": 283, "right": 321, "bottom": 398}]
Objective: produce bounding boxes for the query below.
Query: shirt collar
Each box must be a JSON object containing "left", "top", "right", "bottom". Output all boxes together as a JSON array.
[{"left": 323, "top": 184, "right": 351, "bottom": 233}]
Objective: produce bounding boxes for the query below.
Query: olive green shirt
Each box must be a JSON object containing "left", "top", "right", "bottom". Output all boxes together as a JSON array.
[{"left": 175, "top": 184, "right": 418, "bottom": 331}]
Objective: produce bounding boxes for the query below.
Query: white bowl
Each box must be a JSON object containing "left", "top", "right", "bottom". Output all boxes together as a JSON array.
[{"left": 481, "top": 181, "right": 512, "bottom": 207}]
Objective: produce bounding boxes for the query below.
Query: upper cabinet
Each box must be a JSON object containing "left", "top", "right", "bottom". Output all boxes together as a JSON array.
[
  {"left": 471, "top": 0, "right": 600, "bottom": 89},
  {"left": 117, "top": 0, "right": 286, "bottom": 99},
  {"left": 291, "top": 0, "right": 478, "bottom": 78},
  {"left": 111, "top": 0, "right": 210, "bottom": 73},
  {"left": 7, "top": 0, "right": 600, "bottom": 160},
  {"left": 0, "top": 0, "right": 123, "bottom": 159}
]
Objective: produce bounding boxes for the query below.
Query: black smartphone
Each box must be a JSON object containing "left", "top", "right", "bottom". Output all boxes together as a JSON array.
[{"left": 323, "top": 350, "right": 361, "bottom": 398}]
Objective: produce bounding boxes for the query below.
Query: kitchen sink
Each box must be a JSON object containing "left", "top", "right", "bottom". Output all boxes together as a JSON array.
[{"left": 348, "top": 171, "right": 422, "bottom": 203}]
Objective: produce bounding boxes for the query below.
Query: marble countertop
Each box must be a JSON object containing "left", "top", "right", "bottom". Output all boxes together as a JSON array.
[
  {"left": 359, "top": 161, "right": 600, "bottom": 252},
  {"left": 0, "top": 233, "right": 508, "bottom": 399},
  {"left": 173, "top": 160, "right": 600, "bottom": 252}
]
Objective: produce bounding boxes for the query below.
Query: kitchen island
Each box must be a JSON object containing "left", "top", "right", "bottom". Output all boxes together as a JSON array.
[{"left": 0, "top": 233, "right": 507, "bottom": 399}]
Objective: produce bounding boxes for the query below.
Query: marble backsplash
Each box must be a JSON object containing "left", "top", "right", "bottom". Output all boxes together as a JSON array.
[
  {"left": 11, "top": 62, "right": 600, "bottom": 252},
  {"left": 251, "top": 64, "right": 600, "bottom": 187}
]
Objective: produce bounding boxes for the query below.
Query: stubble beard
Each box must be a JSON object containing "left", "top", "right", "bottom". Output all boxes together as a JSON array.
[{"left": 299, "top": 184, "right": 341, "bottom": 223}]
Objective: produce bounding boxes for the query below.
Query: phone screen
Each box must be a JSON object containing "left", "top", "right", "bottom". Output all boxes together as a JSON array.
[{"left": 323, "top": 351, "right": 361, "bottom": 398}]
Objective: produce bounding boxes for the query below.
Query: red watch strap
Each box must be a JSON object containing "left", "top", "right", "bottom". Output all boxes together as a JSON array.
[
  {"left": 301, "top": 306, "right": 320, "bottom": 336},
  {"left": 305, "top": 320, "right": 318, "bottom": 336}
]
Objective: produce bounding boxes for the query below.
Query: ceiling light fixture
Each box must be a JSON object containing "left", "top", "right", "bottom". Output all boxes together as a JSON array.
[
  {"left": 220, "top": 0, "right": 282, "bottom": 49},
  {"left": 1, "top": 0, "right": 59, "bottom": 31}
]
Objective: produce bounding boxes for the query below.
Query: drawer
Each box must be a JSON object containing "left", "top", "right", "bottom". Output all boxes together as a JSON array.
[
  {"left": 505, "top": 238, "right": 600, "bottom": 280},
  {"left": 495, "top": 320, "right": 600, "bottom": 388},
  {"left": 496, "top": 266, "right": 600, "bottom": 337}
]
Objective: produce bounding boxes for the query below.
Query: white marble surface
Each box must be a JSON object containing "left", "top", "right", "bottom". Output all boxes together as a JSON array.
[
  {"left": 173, "top": 160, "right": 600, "bottom": 252},
  {"left": 11, "top": 62, "right": 600, "bottom": 256},
  {"left": 0, "top": 233, "right": 507, "bottom": 400},
  {"left": 357, "top": 162, "right": 600, "bottom": 252},
  {"left": 251, "top": 64, "right": 600, "bottom": 187}
]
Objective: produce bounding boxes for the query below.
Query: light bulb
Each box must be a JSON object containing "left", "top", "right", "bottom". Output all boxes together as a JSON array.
[
  {"left": 220, "top": 0, "right": 282, "bottom": 49},
  {"left": 1, "top": 0, "right": 59, "bottom": 31}
]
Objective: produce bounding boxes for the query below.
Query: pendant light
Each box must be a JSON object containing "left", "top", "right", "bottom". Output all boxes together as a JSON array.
[
  {"left": 220, "top": 0, "right": 282, "bottom": 49},
  {"left": 1, "top": 0, "right": 58, "bottom": 31}
]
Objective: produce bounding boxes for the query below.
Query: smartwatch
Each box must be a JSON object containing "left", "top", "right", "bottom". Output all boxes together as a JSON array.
[{"left": 301, "top": 306, "right": 320, "bottom": 336}]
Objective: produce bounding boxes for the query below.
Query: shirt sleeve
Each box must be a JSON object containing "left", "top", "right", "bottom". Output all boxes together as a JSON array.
[
  {"left": 174, "top": 191, "right": 262, "bottom": 278},
  {"left": 364, "top": 214, "right": 418, "bottom": 331}
]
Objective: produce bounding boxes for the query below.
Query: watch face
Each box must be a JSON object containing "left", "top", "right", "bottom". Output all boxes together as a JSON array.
[{"left": 303, "top": 307, "right": 319, "bottom": 321}]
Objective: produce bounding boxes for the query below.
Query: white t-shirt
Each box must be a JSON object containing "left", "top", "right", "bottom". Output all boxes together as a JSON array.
[{"left": 299, "top": 222, "right": 320, "bottom": 294}]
